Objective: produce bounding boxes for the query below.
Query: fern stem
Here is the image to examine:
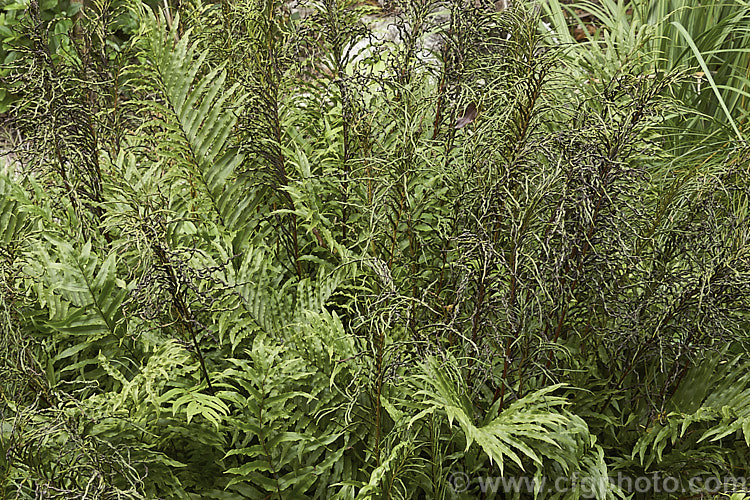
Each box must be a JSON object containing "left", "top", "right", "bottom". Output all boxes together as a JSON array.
[
  {"left": 374, "top": 324, "right": 384, "bottom": 467},
  {"left": 258, "top": 371, "right": 284, "bottom": 500},
  {"left": 153, "top": 243, "right": 214, "bottom": 394}
]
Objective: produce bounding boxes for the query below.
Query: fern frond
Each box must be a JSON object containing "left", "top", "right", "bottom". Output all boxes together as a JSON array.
[
  {"left": 25, "top": 239, "right": 127, "bottom": 342},
  {"left": 138, "top": 11, "right": 259, "bottom": 238},
  {"left": 0, "top": 173, "right": 28, "bottom": 246},
  {"left": 632, "top": 353, "right": 750, "bottom": 473},
  {"left": 413, "top": 356, "right": 571, "bottom": 476}
]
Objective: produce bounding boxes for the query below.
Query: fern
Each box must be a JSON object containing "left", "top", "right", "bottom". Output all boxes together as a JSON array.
[
  {"left": 632, "top": 353, "right": 750, "bottom": 476},
  {"left": 3, "top": 1, "right": 750, "bottom": 498},
  {"left": 413, "top": 358, "right": 572, "bottom": 475},
  {"left": 137, "top": 10, "right": 261, "bottom": 241},
  {"left": 221, "top": 342, "right": 342, "bottom": 499},
  {"left": 0, "top": 173, "right": 28, "bottom": 246}
]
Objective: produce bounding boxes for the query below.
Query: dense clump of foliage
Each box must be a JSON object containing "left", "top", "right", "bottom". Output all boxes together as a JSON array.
[{"left": 1, "top": 0, "right": 749, "bottom": 498}]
